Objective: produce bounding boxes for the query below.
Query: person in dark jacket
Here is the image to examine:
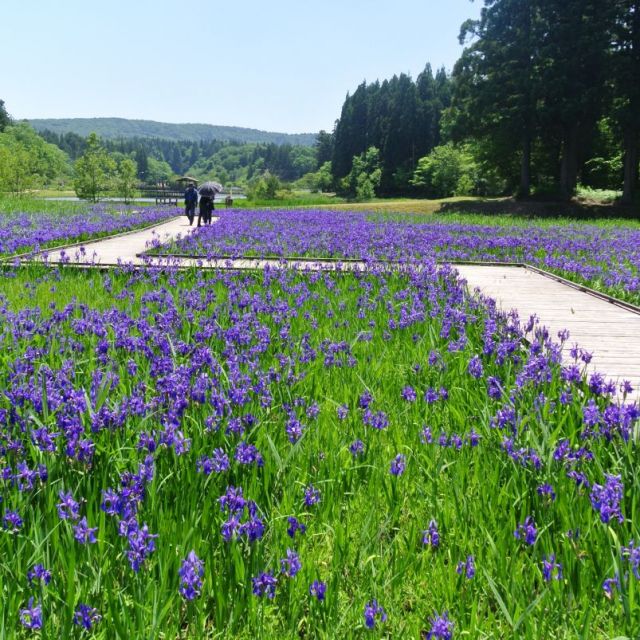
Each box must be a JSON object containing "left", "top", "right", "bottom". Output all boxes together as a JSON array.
[
  {"left": 197, "top": 195, "right": 214, "bottom": 227},
  {"left": 184, "top": 184, "right": 198, "bottom": 225}
]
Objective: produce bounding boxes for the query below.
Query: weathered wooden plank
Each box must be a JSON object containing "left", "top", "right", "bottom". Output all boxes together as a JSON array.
[{"left": 455, "top": 264, "right": 640, "bottom": 400}]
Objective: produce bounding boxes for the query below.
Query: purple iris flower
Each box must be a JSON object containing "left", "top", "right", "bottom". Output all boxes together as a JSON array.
[
  {"left": 603, "top": 573, "right": 621, "bottom": 598},
  {"left": 252, "top": 571, "right": 277, "bottom": 599},
  {"left": 467, "top": 355, "right": 484, "bottom": 379},
  {"left": 239, "top": 515, "right": 265, "bottom": 542},
  {"left": 426, "top": 611, "right": 454, "bottom": 639},
  {"left": 285, "top": 417, "right": 304, "bottom": 443},
  {"left": 537, "top": 483, "right": 556, "bottom": 502},
  {"left": 27, "top": 564, "right": 52, "bottom": 586},
  {"left": 20, "top": 598, "right": 43, "bottom": 630},
  {"left": 590, "top": 474, "right": 624, "bottom": 524},
  {"left": 73, "top": 517, "right": 98, "bottom": 544},
  {"left": 280, "top": 548, "right": 302, "bottom": 578},
  {"left": 126, "top": 522, "right": 158, "bottom": 572},
  {"left": 622, "top": 540, "right": 640, "bottom": 579},
  {"left": 424, "top": 388, "right": 439, "bottom": 404},
  {"left": 363, "top": 599, "right": 387, "bottom": 629},
  {"left": 421, "top": 426, "right": 433, "bottom": 444},
  {"left": 456, "top": 555, "right": 475, "bottom": 579},
  {"left": 401, "top": 386, "right": 417, "bottom": 402},
  {"left": 349, "top": 439, "right": 365, "bottom": 457},
  {"left": 337, "top": 404, "right": 349, "bottom": 420},
  {"left": 3, "top": 509, "right": 23, "bottom": 532},
  {"left": 304, "top": 484, "right": 321, "bottom": 507},
  {"left": 364, "top": 409, "right": 389, "bottom": 430},
  {"left": 541, "top": 554, "right": 563, "bottom": 582},
  {"left": 287, "top": 516, "right": 307, "bottom": 538},
  {"left": 73, "top": 604, "right": 102, "bottom": 630},
  {"left": 197, "top": 448, "right": 229, "bottom": 474},
  {"left": 514, "top": 516, "right": 537, "bottom": 546},
  {"left": 359, "top": 391, "right": 373, "bottom": 409},
  {"left": 309, "top": 580, "right": 327, "bottom": 601},
  {"left": 235, "top": 441, "right": 264, "bottom": 466},
  {"left": 57, "top": 490, "right": 80, "bottom": 521},
  {"left": 219, "top": 486, "right": 246, "bottom": 513},
  {"left": 179, "top": 551, "right": 204, "bottom": 600},
  {"left": 423, "top": 520, "right": 440, "bottom": 548},
  {"left": 390, "top": 454, "right": 406, "bottom": 476}
]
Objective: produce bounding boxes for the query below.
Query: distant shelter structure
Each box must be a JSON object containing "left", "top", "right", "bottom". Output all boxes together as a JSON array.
[{"left": 138, "top": 177, "right": 199, "bottom": 205}]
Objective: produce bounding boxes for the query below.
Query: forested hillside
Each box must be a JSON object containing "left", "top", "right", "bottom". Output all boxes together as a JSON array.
[
  {"left": 37, "top": 129, "right": 318, "bottom": 185},
  {"left": 28, "top": 118, "right": 316, "bottom": 146},
  {"left": 0, "top": 102, "right": 71, "bottom": 193}
]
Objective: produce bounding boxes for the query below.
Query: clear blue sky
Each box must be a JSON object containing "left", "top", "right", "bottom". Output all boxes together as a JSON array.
[{"left": 1, "top": 0, "right": 480, "bottom": 134}]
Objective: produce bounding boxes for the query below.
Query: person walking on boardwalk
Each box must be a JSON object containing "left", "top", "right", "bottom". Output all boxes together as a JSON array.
[
  {"left": 196, "top": 181, "right": 222, "bottom": 227},
  {"left": 197, "top": 195, "right": 214, "bottom": 227},
  {"left": 184, "top": 183, "right": 198, "bottom": 226}
]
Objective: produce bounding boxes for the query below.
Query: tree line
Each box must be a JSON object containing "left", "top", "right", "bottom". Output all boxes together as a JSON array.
[
  {"left": 330, "top": 65, "right": 452, "bottom": 196},
  {"left": 38, "top": 130, "right": 317, "bottom": 186},
  {"left": 447, "top": 0, "right": 639, "bottom": 203},
  {"left": 325, "top": 0, "right": 639, "bottom": 203}
]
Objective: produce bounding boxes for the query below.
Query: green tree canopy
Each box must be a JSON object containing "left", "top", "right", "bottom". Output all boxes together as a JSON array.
[
  {"left": 331, "top": 70, "right": 451, "bottom": 195},
  {"left": 248, "top": 171, "right": 282, "bottom": 200},
  {"left": 0, "top": 122, "right": 69, "bottom": 193},
  {"left": 447, "top": 0, "right": 627, "bottom": 201},
  {"left": 611, "top": 0, "right": 640, "bottom": 203},
  {"left": 341, "top": 146, "right": 382, "bottom": 200},
  {"left": 73, "top": 133, "right": 116, "bottom": 202},
  {"left": 146, "top": 157, "right": 173, "bottom": 184},
  {"left": 447, "top": 0, "right": 543, "bottom": 197},
  {"left": 315, "top": 131, "right": 334, "bottom": 166},
  {"left": 411, "top": 143, "right": 478, "bottom": 198},
  {"left": 115, "top": 157, "right": 138, "bottom": 203}
]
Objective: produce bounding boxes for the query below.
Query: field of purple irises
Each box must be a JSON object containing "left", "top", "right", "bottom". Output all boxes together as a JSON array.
[
  {"left": 152, "top": 209, "right": 640, "bottom": 306},
  {"left": 0, "top": 203, "right": 179, "bottom": 258},
  {"left": 0, "top": 206, "right": 639, "bottom": 638}
]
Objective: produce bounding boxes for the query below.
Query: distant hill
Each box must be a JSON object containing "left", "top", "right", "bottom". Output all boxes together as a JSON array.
[{"left": 27, "top": 117, "right": 317, "bottom": 146}]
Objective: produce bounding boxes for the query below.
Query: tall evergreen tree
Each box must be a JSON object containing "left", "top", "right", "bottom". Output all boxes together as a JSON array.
[
  {"left": 134, "top": 148, "right": 149, "bottom": 181},
  {"left": 415, "top": 65, "right": 440, "bottom": 160},
  {"left": 537, "top": 0, "right": 616, "bottom": 199},
  {"left": 380, "top": 74, "right": 417, "bottom": 193},
  {"left": 332, "top": 83, "right": 373, "bottom": 181},
  {"left": 611, "top": 0, "right": 640, "bottom": 203},
  {"left": 315, "top": 130, "right": 334, "bottom": 166},
  {"left": 448, "top": 0, "right": 542, "bottom": 196},
  {"left": 332, "top": 93, "right": 355, "bottom": 180}
]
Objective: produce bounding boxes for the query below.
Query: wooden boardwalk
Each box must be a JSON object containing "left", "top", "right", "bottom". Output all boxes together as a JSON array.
[
  {"left": 455, "top": 265, "right": 640, "bottom": 400},
  {"left": 32, "top": 218, "right": 640, "bottom": 400},
  {"left": 38, "top": 217, "right": 195, "bottom": 266}
]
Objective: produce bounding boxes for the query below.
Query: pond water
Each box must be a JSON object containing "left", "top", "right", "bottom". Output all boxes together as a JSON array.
[{"left": 45, "top": 194, "right": 247, "bottom": 204}]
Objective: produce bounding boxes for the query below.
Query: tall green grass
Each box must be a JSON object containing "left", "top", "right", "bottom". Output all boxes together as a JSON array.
[{"left": 0, "top": 265, "right": 636, "bottom": 637}]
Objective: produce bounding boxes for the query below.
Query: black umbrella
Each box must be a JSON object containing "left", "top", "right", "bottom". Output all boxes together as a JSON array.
[{"left": 198, "top": 181, "right": 223, "bottom": 197}]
